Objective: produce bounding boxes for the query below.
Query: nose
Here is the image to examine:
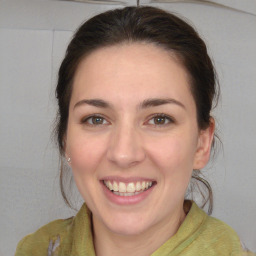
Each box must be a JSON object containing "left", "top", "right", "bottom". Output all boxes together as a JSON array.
[{"left": 106, "top": 123, "right": 146, "bottom": 168}]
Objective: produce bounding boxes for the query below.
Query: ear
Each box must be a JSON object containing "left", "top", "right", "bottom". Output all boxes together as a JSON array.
[{"left": 193, "top": 118, "right": 215, "bottom": 169}]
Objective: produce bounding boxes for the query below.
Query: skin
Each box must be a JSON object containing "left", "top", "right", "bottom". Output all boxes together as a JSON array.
[{"left": 65, "top": 42, "right": 215, "bottom": 256}]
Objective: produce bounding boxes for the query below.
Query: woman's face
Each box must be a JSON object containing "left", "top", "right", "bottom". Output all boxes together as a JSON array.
[{"left": 65, "top": 43, "right": 213, "bottom": 236}]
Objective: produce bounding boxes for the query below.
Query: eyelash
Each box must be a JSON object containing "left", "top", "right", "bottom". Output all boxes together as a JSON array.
[
  {"left": 80, "top": 113, "right": 174, "bottom": 127},
  {"left": 146, "top": 113, "right": 174, "bottom": 127},
  {"left": 81, "top": 114, "right": 108, "bottom": 126}
]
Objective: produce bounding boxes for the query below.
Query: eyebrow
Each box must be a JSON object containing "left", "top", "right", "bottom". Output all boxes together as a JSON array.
[
  {"left": 139, "top": 98, "right": 185, "bottom": 109},
  {"left": 73, "top": 98, "right": 185, "bottom": 110},
  {"left": 73, "top": 99, "right": 112, "bottom": 109}
]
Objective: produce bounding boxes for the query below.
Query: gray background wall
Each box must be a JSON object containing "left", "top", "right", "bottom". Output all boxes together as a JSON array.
[{"left": 0, "top": 0, "right": 255, "bottom": 255}]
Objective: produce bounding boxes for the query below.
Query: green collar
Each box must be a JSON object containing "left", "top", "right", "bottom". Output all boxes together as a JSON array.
[{"left": 70, "top": 201, "right": 207, "bottom": 256}]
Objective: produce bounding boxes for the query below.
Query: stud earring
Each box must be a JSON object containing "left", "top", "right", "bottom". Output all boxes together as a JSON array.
[{"left": 67, "top": 157, "right": 71, "bottom": 163}]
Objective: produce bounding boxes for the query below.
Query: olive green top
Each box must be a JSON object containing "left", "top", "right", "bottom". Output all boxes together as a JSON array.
[{"left": 15, "top": 202, "right": 254, "bottom": 256}]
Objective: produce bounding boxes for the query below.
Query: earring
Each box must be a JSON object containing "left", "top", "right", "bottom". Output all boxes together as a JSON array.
[{"left": 67, "top": 157, "right": 71, "bottom": 163}]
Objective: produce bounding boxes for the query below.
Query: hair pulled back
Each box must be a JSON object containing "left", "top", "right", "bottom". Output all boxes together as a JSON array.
[{"left": 55, "top": 6, "right": 219, "bottom": 213}]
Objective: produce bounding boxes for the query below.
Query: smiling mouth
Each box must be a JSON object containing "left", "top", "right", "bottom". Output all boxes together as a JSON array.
[{"left": 103, "top": 180, "right": 156, "bottom": 196}]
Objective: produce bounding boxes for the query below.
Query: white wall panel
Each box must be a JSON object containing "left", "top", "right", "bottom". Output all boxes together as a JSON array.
[{"left": 0, "top": 1, "right": 255, "bottom": 254}]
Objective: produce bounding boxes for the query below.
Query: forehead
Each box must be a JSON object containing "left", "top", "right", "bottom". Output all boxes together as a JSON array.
[{"left": 71, "top": 42, "right": 195, "bottom": 109}]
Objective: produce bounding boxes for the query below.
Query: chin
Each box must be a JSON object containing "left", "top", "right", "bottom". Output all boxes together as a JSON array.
[{"left": 103, "top": 212, "right": 153, "bottom": 236}]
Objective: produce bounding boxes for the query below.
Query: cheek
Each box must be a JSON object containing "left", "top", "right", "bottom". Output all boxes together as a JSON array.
[
  {"left": 147, "top": 135, "right": 196, "bottom": 170},
  {"left": 66, "top": 132, "right": 108, "bottom": 205},
  {"left": 67, "top": 132, "right": 107, "bottom": 174},
  {"left": 151, "top": 137, "right": 196, "bottom": 197},
  {"left": 145, "top": 133, "right": 198, "bottom": 194}
]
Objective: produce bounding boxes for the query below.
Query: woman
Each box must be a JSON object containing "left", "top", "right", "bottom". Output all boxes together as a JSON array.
[{"left": 15, "top": 6, "right": 253, "bottom": 256}]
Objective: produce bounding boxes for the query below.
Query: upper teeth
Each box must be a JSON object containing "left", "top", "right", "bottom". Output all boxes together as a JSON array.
[{"left": 104, "top": 181, "right": 153, "bottom": 193}]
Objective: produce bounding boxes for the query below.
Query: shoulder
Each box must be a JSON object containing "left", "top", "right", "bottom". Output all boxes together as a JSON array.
[
  {"left": 185, "top": 202, "right": 244, "bottom": 255},
  {"left": 204, "top": 214, "right": 240, "bottom": 237},
  {"left": 200, "top": 213, "right": 243, "bottom": 255},
  {"left": 15, "top": 216, "right": 74, "bottom": 256},
  {"left": 203, "top": 216, "right": 256, "bottom": 255},
  {"left": 15, "top": 204, "right": 94, "bottom": 256}
]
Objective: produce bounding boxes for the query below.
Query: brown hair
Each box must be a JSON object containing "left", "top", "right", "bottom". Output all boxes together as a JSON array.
[{"left": 55, "top": 6, "right": 219, "bottom": 213}]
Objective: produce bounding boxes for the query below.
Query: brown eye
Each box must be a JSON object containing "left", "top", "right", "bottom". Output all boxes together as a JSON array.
[
  {"left": 154, "top": 116, "right": 167, "bottom": 125},
  {"left": 91, "top": 116, "right": 104, "bottom": 125},
  {"left": 82, "top": 115, "right": 108, "bottom": 126},
  {"left": 147, "top": 114, "right": 173, "bottom": 126}
]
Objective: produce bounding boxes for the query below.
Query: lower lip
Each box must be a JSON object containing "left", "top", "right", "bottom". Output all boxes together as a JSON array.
[{"left": 101, "top": 182, "right": 155, "bottom": 205}]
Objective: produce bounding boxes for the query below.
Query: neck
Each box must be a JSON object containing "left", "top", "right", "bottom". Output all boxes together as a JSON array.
[{"left": 92, "top": 207, "right": 186, "bottom": 256}]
